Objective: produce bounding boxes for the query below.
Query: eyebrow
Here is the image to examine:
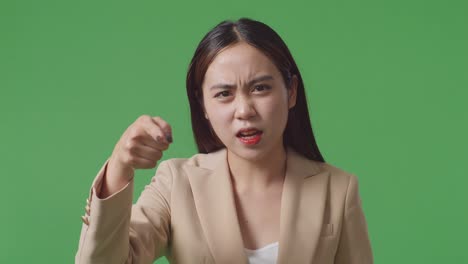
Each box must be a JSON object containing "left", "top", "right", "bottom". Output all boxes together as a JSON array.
[{"left": 209, "top": 75, "right": 274, "bottom": 91}]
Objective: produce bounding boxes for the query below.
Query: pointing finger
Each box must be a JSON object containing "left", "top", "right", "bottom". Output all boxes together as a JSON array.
[{"left": 152, "top": 116, "right": 173, "bottom": 143}]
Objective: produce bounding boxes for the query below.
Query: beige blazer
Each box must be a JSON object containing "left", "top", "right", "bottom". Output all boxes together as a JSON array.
[{"left": 75, "top": 147, "right": 373, "bottom": 263}]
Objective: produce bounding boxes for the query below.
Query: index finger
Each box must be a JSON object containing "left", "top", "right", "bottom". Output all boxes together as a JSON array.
[{"left": 151, "top": 116, "right": 172, "bottom": 143}]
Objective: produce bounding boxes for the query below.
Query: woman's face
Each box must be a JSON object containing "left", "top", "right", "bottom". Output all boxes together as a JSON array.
[{"left": 202, "top": 42, "right": 297, "bottom": 161}]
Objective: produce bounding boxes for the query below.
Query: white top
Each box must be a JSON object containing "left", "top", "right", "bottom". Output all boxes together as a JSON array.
[{"left": 244, "top": 241, "right": 279, "bottom": 264}]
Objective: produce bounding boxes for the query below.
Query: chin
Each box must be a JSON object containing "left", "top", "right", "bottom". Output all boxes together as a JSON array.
[{"left": 228, "top": 144, "right": 269, "bottom": 162}]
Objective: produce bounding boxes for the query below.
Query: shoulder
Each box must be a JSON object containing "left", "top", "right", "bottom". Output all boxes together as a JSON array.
[
  {"left": 316, "top": 161, "right": 363, "bottom": 210},
  {"left": 290, "top": 146, "right": 362, "bottom": 207},
  {"left": 287, "top": 147, "right": 358, "bottom": 192},
  {"left": 287, "top": 147, "right": 365, "bottom": 214},
  {"left": 320, "top": 162, "right": 359, "bottom": 187},
  {"left": 157, "top": 148, "right": 226, "bottom": 172}
]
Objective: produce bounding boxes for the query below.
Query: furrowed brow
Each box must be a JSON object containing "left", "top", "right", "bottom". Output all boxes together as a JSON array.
[
  {"left": 209, "top": 83, "right": 235, "bottom": 91},
  {"left": 209, "top": 75, "right": 274, "bottom": 91},
  {"left": 247, "top": 75, "right": 274, "bottom": 87}
]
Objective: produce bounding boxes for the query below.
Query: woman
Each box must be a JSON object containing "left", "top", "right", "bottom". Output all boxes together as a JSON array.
[{"left": 75, "top": 18, "right": 373, "bottom": 264}]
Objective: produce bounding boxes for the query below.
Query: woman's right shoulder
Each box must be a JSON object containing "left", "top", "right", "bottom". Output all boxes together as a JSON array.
[{"left": 158, "top": 148, "right": 227, "bottom": 173}]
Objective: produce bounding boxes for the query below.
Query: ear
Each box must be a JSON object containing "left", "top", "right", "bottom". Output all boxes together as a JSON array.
[{"left": 288, "top": 75, "right": 298, "bottom": 109}]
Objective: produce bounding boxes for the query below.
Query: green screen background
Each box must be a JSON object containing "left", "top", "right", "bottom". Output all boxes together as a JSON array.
[{"left": 1, "top": 0, "right": 467, "bottom": 263}]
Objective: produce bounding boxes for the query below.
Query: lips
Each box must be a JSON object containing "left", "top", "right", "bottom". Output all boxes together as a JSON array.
[{"left": 236, "top": 127, "right": 263, "bottom": 137}]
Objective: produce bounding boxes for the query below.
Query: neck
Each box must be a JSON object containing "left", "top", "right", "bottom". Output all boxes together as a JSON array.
[{"left": 227, "top": 142, "right": 287, "bottom": 194}]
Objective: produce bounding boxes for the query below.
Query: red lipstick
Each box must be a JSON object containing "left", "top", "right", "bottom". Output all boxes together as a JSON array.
[{"left": 236, "top": 128, "right": 263, "bottom": 146}]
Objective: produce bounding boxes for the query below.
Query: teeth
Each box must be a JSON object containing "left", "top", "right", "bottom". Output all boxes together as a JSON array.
[{"left": 239, "top": 130, "right": 259, "bottom": 137}]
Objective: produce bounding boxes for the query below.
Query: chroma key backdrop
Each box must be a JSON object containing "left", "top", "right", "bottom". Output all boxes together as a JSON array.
[{"left": 1, "top": 0, "right": 467, "bottom": 263}]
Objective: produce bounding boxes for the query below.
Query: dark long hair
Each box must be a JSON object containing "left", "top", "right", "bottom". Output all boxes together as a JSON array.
[{"left": 186, "top": 18, "right": 325, "bottom": 162}]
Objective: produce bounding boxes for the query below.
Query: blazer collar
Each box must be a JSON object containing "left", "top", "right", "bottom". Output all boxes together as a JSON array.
[{"left": 184, "top": 147, "right": 330, "bottom": 263}]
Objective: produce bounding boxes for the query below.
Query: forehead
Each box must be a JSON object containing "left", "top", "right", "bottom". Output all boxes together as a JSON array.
[{"left": 203, "top": 42, "right": 280, "bottom": 85}]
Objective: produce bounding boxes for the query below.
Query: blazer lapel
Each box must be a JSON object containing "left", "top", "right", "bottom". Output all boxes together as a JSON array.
[
  {"left": 276, "top": 147, "right": 330, "bottom": 263},
  {"left": 185, "top": 147, "right": 330, "bottom": 264},
  {"left": 185, "top": 148, "right": 248, "bottom": 264}
]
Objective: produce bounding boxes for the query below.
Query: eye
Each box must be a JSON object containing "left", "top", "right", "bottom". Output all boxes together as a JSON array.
[
  {"left": 214, "top": 90, "right": 231, "bottom": 98},
  {"left": 253, "top": 84, "right": 271, "bottom": 92}
]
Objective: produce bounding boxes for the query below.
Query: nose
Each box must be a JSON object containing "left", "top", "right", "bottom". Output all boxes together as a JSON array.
[{"left": 234, "top": 96, "right": 257, "bottom": 120}]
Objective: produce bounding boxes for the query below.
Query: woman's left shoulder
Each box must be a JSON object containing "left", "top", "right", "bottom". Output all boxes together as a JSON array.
[{"left": 313, "top": 161, "right": 361, "bottom": 193}]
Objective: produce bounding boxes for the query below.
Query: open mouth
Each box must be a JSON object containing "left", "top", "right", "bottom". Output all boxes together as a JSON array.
[
  {"left": 236, "top": 129, "right": 264, "bottom": 145},
  {"left": 236, "top": 129, "right": 263, "bottom": 138}
]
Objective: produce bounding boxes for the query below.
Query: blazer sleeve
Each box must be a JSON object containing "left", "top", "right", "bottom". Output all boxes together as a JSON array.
[
  {"left": 334, "top": 174, "right": 374, "bottom": 264},
  {"left": 75, "top": 159, "right": 173, "bottom": 264}
]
